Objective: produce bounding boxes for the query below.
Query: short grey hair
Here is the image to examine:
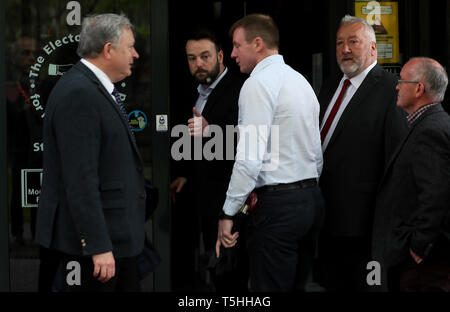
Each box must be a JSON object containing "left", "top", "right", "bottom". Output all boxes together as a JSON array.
[
  {"left": 340, "top": 15, "right": 377, "bottom": 43},
  {"left": 410, "top": 57, "right": 448, "bottom": 102},
  {"left": 77, "top": 13, "right": 134, "bottom": 58}
]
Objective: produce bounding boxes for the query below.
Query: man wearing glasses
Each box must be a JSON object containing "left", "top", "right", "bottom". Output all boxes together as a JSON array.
[{"left": 372, "top": 57, "right": 450, "bottom": 292}]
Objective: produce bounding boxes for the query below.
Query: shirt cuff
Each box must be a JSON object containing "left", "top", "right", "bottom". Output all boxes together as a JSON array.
[{"left": 223, "top": 197, "right": 246, "bottom": 216}]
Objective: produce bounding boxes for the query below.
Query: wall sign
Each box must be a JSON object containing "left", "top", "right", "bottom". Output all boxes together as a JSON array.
[
  {"left": 21, "top": 169, "right": 43, "bottom": 208},
  {"left": 355, "top": 0, "right": 400, "bottom": 64},
  {"left": 156, "top": 115, "right": 168, "bottom": 132},
  {"left": 129, "top": 110, "right": 148, "bottom": 132}
]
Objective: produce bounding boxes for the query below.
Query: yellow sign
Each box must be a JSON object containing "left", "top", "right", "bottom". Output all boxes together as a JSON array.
[{"left": 355, "top": 1, "right": 400, "bottom": 64}]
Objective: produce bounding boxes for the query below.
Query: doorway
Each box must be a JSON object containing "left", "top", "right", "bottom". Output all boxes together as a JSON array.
[{"left": 1, "top": 0, "right": 159, "bottom": 291}]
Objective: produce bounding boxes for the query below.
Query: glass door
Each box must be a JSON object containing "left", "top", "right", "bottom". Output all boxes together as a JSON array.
[{"left": 3, "top": 0, "right": 153, "bottom": 291}]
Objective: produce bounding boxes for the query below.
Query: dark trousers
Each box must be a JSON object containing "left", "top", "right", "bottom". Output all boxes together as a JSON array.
[
  {"left": 317, "top": 235, "right": 372, "bottom": 292},
  {"left": 246, "top": 185, "right": 324, "bottom": 292},
  {"left": 56, "top": 252, "right": 141, "bottom": 292},
  {"left": 388, "top": 257, "right": 450, "bottom": 292},
  {"left": 201, "top": 216, "right": 249, "bottom": 292}
]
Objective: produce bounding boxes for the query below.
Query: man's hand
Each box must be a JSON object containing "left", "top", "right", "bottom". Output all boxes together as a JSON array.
[
  {"left": 216, "top": 219, "right": 239, "bottom": 258},
  {"left": 409, "top": 248, "right": 423, "bottom": 264},
  {"left": 188, "top": 107, "right": 210, "bottom": 137},
  {"left": 170, "top": 177, "right": 187, "bottom": 203},
  {"left": 92, "top": 251, "right": 115, "bottom": 283}
]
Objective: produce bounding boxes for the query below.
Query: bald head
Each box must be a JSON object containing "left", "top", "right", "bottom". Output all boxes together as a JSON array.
[
  {"left": 407, "top": 57, "right": 448, "bottom": 102},
  {"left": 397, "top": 57, "right": 448, "bottom": 113}
]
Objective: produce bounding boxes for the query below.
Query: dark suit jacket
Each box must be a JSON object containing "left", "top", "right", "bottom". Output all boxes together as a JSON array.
[
  {"left": 318, "top": 64, "right": 408, "bottom": 237},
  {"left": 173, "top": 70, "right": 245, "bottom": 217},
  {"left": 372, "top": 104, "right": 450, "bottom": 272},
  {"left": 36, "top": 61, "right": 146, "bottom": 258}
]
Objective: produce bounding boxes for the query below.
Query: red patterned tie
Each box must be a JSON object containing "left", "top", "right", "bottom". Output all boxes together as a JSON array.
[{"left": 321, "top": 79, "right": 351, "bottom": 142}]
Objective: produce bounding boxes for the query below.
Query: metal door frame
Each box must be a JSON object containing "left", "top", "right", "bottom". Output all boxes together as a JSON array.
[
  {"left": 150, "top": 0, "right": 171, "bottom": 291},
  {"left": 0, "top": 0, "right": 10, "bottom": 292}
]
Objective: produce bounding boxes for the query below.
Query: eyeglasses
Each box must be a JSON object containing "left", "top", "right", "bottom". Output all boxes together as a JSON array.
[
  {"left": 397, "top": 79, "right": 419, "bottom": 84},
  {"left": 397, "top": 79, "right": 426, "bottom": 93}
]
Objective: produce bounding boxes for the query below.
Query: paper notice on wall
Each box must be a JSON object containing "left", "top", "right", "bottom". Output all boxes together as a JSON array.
[
  {"left": 355, "top": 1, "right": 400, "bottom": 64},
  {"left": 21, "top": 169, "right": 43, "bottom": 208}
]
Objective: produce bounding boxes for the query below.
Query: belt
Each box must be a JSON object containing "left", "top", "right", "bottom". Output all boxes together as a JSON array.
[{"left": 256, "top": 178, "right": 317, "bottom": 193}]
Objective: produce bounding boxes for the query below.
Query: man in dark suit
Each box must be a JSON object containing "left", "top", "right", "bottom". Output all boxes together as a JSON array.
[
  {"left": 170, "top": 30, "right": 246, "bottom": 291},
  {"left": 316, "top": 15, "right": 408, "bottom": 291},
  {"left": 372, "top": 57, "right": 450, "bottom": 292},
  {"left": 35, "top": 13, "right": 145, "bottom": 291}
]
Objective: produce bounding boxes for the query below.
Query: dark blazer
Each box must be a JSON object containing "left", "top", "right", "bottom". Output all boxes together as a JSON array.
[
  {"left": 36, "top": 61, "right": 146, "bottom": 258},
  {"left": 174, "top": 70, "right": 245, "bottom": 216},
  {"left": 372, "top": 104, "right": 450, "bottom": 272},
  {"left": 318, "top": 64, "right": 408, "bottom": 237}
]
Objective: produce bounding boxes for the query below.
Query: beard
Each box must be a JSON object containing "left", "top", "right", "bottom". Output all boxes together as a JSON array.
[
  {"left": 338, "top": 57, "right": 362, "bottom": 77},
  {"left": 193, "top": 59, "right": 220, "bottom": 85},
  {"left": 338, "top": 47, "right": 373, "bottom": 77}
]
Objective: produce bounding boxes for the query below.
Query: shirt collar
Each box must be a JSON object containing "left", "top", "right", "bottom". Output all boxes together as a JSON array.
[
  {"left": 250, "top": 54, "right": 284, "bottom": 76},
  {"left": 406, "top": 102, "right": 439, "bottom": 126},
  {"left": 81, "top": 58, "right": 114, "bottom": 95},
  {"left": 343, "top": 60, "right": 377, "bottom": 89},
  {"left": 197, "top": 67, "right": 228, "bottom": 97}
]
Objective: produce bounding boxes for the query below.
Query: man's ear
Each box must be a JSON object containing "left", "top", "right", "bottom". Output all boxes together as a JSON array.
[
  {"left": 370, "top": 41, "right": 377, "bottom": 56},
  {"left": 416, "top": 82, "right": 426, "bottom": 98},
  {"left": 218, "top": 49, "right": 224, "bottom": 64},
  {"left": 253, "top": 37, "right": 264, "bottom": 53},
  {"left": 102, "top": 42, "right": 113, "bottom": 59}
]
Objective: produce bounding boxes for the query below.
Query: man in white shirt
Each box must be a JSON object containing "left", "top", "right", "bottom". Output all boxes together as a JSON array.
[
  {"left": 216, "top": 14, "right": 324, "bottom": 291},
  {"left": 316, "top": 15, "right": 408, "bottom": 291}
]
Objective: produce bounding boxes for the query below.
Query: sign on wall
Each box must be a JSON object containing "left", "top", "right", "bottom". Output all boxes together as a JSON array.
[
  {"left": 21, "top": 169, "right": 43, "bottom": 208},
  {"left": 355, "top": 0, "right": 400, "bottom": 64}
]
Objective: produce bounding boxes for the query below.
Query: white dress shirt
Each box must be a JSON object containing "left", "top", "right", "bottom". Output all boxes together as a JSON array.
[
  {"left": 320, "top": 61, "right": 377, "bottom": 151},
  {"left": 80, "top": 58, "right": 115, "bottom": 101},
  {"left": 222, "top": 55, "right": 323, "bottom": 216}
]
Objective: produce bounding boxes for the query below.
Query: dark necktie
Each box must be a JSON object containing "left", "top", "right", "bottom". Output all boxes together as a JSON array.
[
  {"left": 320, "top": 79, "right": 351, "bottom": 142},
  {"left": 112, "top": 87, "right": 135, "bottom": 141}
]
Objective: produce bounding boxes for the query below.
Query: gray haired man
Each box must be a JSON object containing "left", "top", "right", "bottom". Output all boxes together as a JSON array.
[
  {"left": 373, "top": 57, "right": 450, "bottom": 291},
  {"left": 36, "top": 13, "right": 144, "bottom": 291},
  {"left": 316, "top": 15, "right": 408, "bottom": 291}
]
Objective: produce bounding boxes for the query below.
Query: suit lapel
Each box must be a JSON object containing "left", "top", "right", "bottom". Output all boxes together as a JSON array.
[
  {"left": 379, "top": 126, "right": 413, "bottom": 189},
  {"left": 97, "top": 84, "right": 142, "bottom": 155},
  {"left": 378, "top": 104, "right": 444, "bottom": 190},
  {"left": 74, "top": 62, "right": 143, "bottom": 164},
  {"left": 325, "top": 65, "right": 382, "bottom": 151},
  {"left": 200, "top": 70, "right": 231, "bottom": 119}
]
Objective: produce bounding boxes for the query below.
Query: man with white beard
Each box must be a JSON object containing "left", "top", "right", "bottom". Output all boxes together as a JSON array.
[{"left": 316, "top": 15, "right": 408, "bottom": 291}]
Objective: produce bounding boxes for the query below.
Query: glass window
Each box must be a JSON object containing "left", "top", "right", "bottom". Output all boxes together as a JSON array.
[{"left": 4, "top": 0, "right": 151, "bottom": 291}]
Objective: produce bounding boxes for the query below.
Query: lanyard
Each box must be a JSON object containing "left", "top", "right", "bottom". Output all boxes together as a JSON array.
[{"left": 16, "top": 81, "right": 31, "bottom": 105}]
